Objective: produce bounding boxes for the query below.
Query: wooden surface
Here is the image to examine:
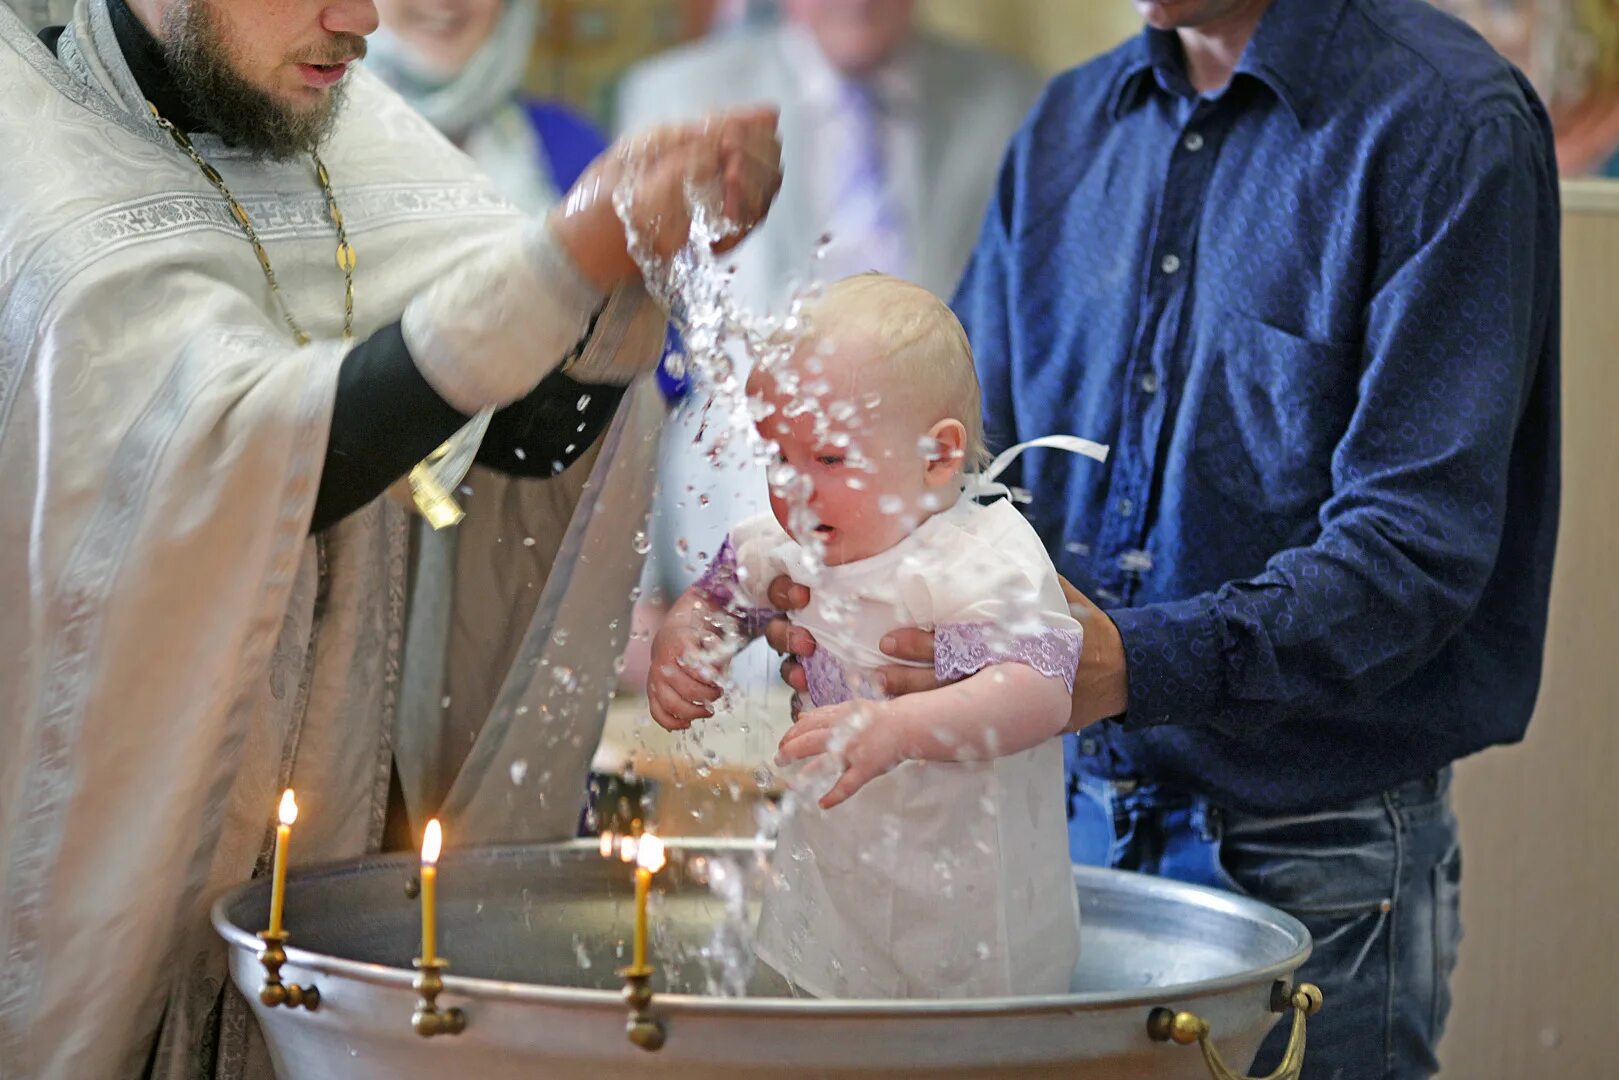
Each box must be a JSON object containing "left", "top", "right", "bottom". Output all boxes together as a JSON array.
[
  {"left": 1438, "top": 179, "right": 1619, "bottom": 1077},
  {"left": 596, "top": 685, "right": 790, "bottom": 838}
]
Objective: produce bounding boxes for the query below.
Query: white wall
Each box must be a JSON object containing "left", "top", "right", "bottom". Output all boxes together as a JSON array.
[{"left": 1438, "top": 179, "right": 1619, "bottom": 1078}]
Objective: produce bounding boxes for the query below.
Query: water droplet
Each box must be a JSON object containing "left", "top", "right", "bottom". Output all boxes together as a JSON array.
[
  {"left": 632, "top": 531, "right": 652, "bottom": 554},
  {"left": 440, "top": 696, "right": 452, "bottom": 708},
  {"left": 552, "top": 665, "right": 578, "bottom": 691},
  {"left": 510, "top": 760, "right": 529, "bottom": 785},
  {"left": 877, "top": 495, "right": 904, "bottom": 515}
]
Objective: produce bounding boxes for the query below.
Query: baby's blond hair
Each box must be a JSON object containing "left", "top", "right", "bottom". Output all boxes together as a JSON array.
[{"left": 799, "top": 272, "right": 990, "bottom": 470}]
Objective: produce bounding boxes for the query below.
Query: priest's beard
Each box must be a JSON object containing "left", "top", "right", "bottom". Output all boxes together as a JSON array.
[{"left": 162, "top": 0, "right": 354, "bottom": 160}]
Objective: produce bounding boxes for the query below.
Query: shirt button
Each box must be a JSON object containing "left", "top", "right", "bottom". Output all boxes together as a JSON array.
[
  {"left": 1184, "top": 131, "right": 1205, "bottom": 152},
  {"left": 1080, "top": 738, "right": 1099, "bottom": 756},
  {"left": 1160, "top": 253, "right": 1182, "bottom": 275},
  {"left": 1139, "top": 371, "right": 1159, "bottom": 394},
  {"left": 1117, "top": 498, "right": 1135, "bottom": 516}
]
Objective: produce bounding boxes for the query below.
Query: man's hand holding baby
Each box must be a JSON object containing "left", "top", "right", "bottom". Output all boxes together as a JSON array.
[{"left": 763, "top": 576, "right": 816, "bottom": 705}]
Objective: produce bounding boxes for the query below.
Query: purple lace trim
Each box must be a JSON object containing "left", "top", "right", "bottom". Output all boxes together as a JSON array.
[
  {"left": 801, "top": 649, "right": 886, "bottom": 709},
  {"left": 934, "top": 623, "right": 1082, "bottom": 694},
  {"left": 694, "top": 537, "right": 777, "bottom": 635}
]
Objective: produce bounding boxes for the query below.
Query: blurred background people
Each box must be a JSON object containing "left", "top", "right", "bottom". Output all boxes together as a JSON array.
[
  {"left": 1434, "top": 0, "right": 1619, "bottom": 175},
  {"left": 371, "top": 0, "right": 607, "bottom": 210},
  {"left": 617, "top": 0, "right": 1043, "bottom": 695},
  {"left": 370, "top": 0, "right": 618, "bottom": 825}
]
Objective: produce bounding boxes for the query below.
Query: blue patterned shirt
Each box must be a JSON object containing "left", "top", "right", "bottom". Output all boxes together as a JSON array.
[{"left": 953, "top": 0, "right": 1561, "bottom": 814}]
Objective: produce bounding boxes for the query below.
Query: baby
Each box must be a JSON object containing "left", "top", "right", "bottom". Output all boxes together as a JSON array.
[{"left": 648, "top": 273, "right": 1082, "bottom": 999}]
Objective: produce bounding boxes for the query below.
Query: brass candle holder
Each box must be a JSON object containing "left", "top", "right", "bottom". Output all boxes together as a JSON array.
[
  {"left": 618, "top": 964, "right": 665, "bottom": 1052},
  {"left": 256, "top": 931, "right": 320, "bottom": 1010},
  {"left": 606, "top": 829, "right": 667, "bottom": 1050},
  {"left": 411, "top": 957, "right": 467, "bottom": 1037}
]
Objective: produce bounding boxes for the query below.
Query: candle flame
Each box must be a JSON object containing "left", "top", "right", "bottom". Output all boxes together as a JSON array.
[
  {"left": 637, "top": 833, "right": 666, "bottom": 874},
  {"left": 619, "top": 835, "right": 638, "bottom": 863},
  {"left": 278, "top": 789, "right": 298, "bottom": 827},
  {"left": 422, "top": 819, "right": 443, "bottom": 865}
]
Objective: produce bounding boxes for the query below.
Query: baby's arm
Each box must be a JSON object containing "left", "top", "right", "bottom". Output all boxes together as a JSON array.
[
  {"left": 646, "top": 526, "right": 784, "bottom": 730},
  {"left": 776, "top": 661, "right": 1070, "bottom": 808}
]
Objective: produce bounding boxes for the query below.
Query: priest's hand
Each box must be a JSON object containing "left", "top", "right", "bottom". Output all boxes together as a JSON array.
[{"left": 551, "top": 106, "right": 783, "bottom": 292}]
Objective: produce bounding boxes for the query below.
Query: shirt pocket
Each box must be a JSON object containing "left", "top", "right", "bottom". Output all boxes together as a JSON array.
[{"left": 1192, "top": 312, "right": 1358, "bottom": 519}]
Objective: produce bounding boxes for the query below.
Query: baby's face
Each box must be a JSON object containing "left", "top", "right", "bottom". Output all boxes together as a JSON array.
[{"left": 749, "top": 336, "right": 960, "bottom": 566}]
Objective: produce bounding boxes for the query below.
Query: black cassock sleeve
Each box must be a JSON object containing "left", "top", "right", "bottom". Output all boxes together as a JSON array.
[{"left": 310, "top": 320, "right": 624, "bottom": 533}]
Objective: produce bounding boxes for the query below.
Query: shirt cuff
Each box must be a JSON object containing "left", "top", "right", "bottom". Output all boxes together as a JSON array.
[
  {"left": 934, "top": 623, "right": 1083, "bottom": 694},
  {"left": 693, "top": 538, "right": 777, "bottom": 635},
  {"left": 566, "top": 281, "right": 670, "bottom": 385},
  {"left": 1108, "top": 594, "right": 1227, "bottom": 728}
]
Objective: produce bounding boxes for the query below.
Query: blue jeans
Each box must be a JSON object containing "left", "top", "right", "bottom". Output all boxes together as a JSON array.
[{"left": 1069, "top": 770, "right": 1462, "bottom": 1080}]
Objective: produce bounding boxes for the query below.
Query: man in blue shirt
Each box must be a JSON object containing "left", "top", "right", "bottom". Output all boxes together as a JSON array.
[{"left": 770, "top": 0, "right": 1559, "bottom": 1075}]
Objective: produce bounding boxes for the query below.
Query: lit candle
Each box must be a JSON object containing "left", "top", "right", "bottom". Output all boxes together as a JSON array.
[
  {"left": 267, "top": 789, "right": 297, "bottom": 937},
  {"left": 632, "top": 834, "right": 666, "bottom": 971},
  {"left": 420, "top": 819, "right": 443, "bottom": 964}
]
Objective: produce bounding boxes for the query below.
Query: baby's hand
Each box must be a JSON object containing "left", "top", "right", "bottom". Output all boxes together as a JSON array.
[
  {"left": 646, "top": 619, "right": 725, "bottom": 731},
  {"left": 776, "top": 699, "right": 912, "bottom": 810}
]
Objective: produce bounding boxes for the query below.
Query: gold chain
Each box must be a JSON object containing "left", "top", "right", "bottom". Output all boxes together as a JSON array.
[
  {"left": 148, "top": 105, "right": 472, "bottom": 528},
  {"left": 147, "top": 103, "right": 356, "bottom": 345}
]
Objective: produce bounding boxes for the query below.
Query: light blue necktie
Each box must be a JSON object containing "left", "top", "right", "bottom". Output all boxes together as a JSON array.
[{"left": 824, "top": 76, "right": 908, "bottom": 280}]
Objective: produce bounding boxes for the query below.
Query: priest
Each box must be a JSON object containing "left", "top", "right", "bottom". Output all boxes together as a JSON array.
[{"left": 0, "top": 0, "right": 781, "bottom": 1076}]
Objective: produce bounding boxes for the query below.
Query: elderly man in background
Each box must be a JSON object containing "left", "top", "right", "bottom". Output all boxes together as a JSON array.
[
  {"left": 621, "top": 0, "right": 1042, "bottom": 693},
  {"left": 0, "top": 0, "right": 780, "bottom": 1075}
]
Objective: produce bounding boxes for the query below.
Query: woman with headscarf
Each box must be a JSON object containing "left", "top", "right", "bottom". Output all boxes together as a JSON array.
[{"left": 370, "top": 0, "right": 606, "bottom": 211}]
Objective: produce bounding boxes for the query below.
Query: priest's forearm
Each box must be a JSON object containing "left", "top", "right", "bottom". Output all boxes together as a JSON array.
[
  {"left": 311, "top": 221, "right": 665, "bottom": 533},
  {"left": 313, "top": 320, "right": 463, "bottom": 532},
  {"left": 310, "top": 322, "right": 626, "bottom": 532}
]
